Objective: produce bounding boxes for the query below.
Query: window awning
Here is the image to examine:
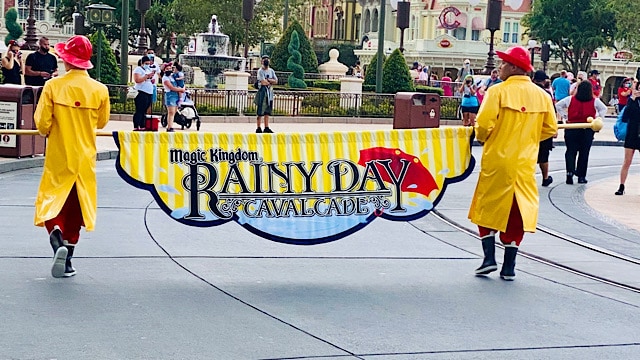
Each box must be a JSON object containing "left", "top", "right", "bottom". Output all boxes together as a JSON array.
[{"left": 471, "top": 16, "right": 485, "bottom": 31}]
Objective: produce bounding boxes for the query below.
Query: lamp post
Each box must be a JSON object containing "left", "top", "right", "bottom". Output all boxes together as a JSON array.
[
  {"left": 22, "top": 0, "right": 38, "bottom": 50},
  {"left": 134, "top": 0, "right": 151, "bottom": 54},
  {"left": 482, "top": 0, "right": 502, "bottom": 75},
  {"left": 528, "top": 39, "right": 537, "bottom": 69},
  {"left": 120, "top": 0, "right": 129, "bottom": 85},
  {"left": 395, "top": 1, "right": 410, "bottom": 53},
  {"left": 86, "top": 2, "right": 115, "bottom": 82},
  {"left": 375, "top": 0, "right": 387, "bottom": 93},
  {"left": 242, "top": 0, "right": 254, "bottom": 60}
]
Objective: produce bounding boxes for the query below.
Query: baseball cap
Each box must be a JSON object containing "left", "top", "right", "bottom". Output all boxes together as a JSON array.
[{"left": 533, "top": 70, "right": 549, "bottom": 82}]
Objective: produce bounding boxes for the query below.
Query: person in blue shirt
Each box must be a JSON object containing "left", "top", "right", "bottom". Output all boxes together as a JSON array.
[{"left": 552, "top": 70, "right": 571, "bottom": 102}]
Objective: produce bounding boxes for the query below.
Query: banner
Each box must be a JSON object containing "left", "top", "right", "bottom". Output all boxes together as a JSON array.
[{"left": 114, "top": 127, "right": 475, "bottom": 244}]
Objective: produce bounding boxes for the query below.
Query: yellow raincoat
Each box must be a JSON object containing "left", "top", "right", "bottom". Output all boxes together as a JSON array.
[
  {"left": 34, "top": 69, "right": 110, "bottom": 231},
  {"left": 468, "top": 75, "right": 557, "bottom": 232}
]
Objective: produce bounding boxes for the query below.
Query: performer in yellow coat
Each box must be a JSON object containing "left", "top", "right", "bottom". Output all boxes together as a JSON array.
[
  {"left": 468, "top": 46, "right": 557, "bottom": 280},
  {"left": 34, "top": 36, "right": 110, "bottom": 278}
]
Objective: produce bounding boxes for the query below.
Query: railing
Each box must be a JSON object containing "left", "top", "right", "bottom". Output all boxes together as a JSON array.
[
  {"left": 246, "top": 70, "right": 344, "bottom": 87},
  {"left": 106, "top": 84, "right": 462, "bottom": 119}
]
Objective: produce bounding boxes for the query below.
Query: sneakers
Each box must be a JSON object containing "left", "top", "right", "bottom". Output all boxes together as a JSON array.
[
  {"left": 615, "top": 184, "right": 625, "bottom": 195},
  {"left": 263, "top": 127, "right": 273, "bottom": 133},
  {"left": 256, "top": 127, "right": 263, "bottom": 133},
  {"left": 166, "top": 128, "right": 175, "bottom": 132},
  {"left": 577, "top": 177, "right": 588, "bottom": 184},
  {"left": 541, "top": 176, "right": 553, "bottom": 187},
  {"left": 566, "top": 173, "right": 574, "bottom": 185}
]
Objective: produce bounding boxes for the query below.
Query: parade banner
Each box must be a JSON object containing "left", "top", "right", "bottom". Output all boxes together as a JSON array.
[{"left": 114, "top": 128, "right": 475, "bottom": 244}]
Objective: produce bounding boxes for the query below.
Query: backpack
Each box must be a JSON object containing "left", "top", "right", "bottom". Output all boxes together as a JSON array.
[{"left": 614, "top": 106, "right": 627, "bottom": 141}]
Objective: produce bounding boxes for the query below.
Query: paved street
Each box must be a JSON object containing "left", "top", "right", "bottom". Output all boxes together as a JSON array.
[{"left": 1, "top": 119, "right": 639, "bottom": 359}]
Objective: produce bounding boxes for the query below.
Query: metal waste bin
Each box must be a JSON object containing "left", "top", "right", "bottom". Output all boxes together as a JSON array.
[
  {"left": 393, "top": 92, "right": 440, "bottom": 129},
  {"left": 0, "top": 85, "right": 35, "bottom": 158},
  {"left": 32, "top": 86, "right": 46, "bottom": 155}
]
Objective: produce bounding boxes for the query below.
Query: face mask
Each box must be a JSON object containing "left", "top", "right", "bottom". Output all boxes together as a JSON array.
[
  {"left": 164, "top": 71, "right": 172, "bottom": 77},
  {"left": 143, "top": 65, "right": 151, "bottom": 71},
  {"left": 263, "top": 60, "right": 269, "bottom": 67},
  {"left": 464, "top": 63, "right": 470, "bottom": 68},
  {"left": 148, "top": 54, "right": 154, "bottom": 61}
]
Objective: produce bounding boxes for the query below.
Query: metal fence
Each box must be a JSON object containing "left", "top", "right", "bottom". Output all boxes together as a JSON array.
[{"left": 107, "top": 84, "right": 462, "bottom": 119}]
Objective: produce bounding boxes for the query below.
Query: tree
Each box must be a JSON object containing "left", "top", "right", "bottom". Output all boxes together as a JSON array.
[
  {"left": 271, "top": 20, "right": 318, "bottom": 73},
  {"left": 363, "top": 52, "right": 384, "bottom": 86},
  {"left": 88, "top": 30, "right": 120, "bottom": 85},
  {"left": 4, "top": 7, "right": 23, "bottom": 46},
  {"left": 611, "top": 0, "right": 640, "bottom": 54},
  {"left": 287, "top": 30, "right": 306, "bottom": 89},
  {"left": 522, "top": 0, "right": 616, "bottom": 74},
  {"left": 382, "top": 49, "right": 414, "bottom": 94}
]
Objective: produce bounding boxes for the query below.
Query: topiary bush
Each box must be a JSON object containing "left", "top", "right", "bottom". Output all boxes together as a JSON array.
[
  {"left": 363, "top": 53, "right": 384, "bottom": 86},
  {"left": 271, "top": 20, "right": 318, "bottom": 74},
  {"left": 415, "top": 85, "right": 444, "bottom": 96},
  {"left": 382, "top": 48, "right": 414, "bottom": 94},
  {"left": 4, "top": 8, "right": 22, "bottom": 46},
  {"left": 287, "top": 30, "right": 307, "bottom": 89}
]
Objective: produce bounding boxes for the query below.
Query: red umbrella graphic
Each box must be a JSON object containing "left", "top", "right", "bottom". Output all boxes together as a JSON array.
[{"left": 358, "top": 147, "right": 439, "bottom": 198}]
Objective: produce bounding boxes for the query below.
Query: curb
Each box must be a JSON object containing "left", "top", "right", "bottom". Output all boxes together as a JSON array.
[{"left": 0, "top": 150, "right": 119, "bottom": 175}]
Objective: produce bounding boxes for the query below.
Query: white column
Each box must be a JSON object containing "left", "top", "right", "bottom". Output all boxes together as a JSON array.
[
  {"left": 340, "top": 77, "right": 364, "bottom": 109},
  {"left": 223, "top": 71, "right": 250, "bottom": 112}
]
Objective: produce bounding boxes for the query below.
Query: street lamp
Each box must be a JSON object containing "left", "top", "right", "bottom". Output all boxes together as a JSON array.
[
  {"left": 394, "top": 0, "right": 410, "bottom": 53},
  {"left": 22, "top": 0, "right": 39, "bottom": 50},
  {"left": 482, "top": 0, "right": 502, "bottom": 75},
  {"left": 242, "top": 0, "right": 254, "bottom": 60},
  {"left": 86, "top": 2, "right": 115, "bottom": 82},
  {"left": 528, "top": 38, "right": 537, "bottom": 69}
]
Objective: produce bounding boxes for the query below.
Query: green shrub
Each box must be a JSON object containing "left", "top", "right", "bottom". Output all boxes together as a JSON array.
[
  {"left": 4, "top": 8, "right": 22, "bottom": 45},
  {"left": 363, "top": 84, "right": 376, "bottom": 92},
  {"left": 313, "top": 80, "right": 340, "bottom": 91},
  {"left": 271, "top": 20, "right": 318, "bottom": 74},
  {"left": 364, "top": 53, "right": 384, "bottom": 86},
  {"left": 88, "top": 31, "right": 119, "bottom": 85},
  {"left": 286, "top": 30, "right": 307, "bottom": 89},
  {"left": 382, "top": 49, "right": 414, "bottom": 94},
  {"left": 415, "top": 86, "right": 443, "bottom": 96}
]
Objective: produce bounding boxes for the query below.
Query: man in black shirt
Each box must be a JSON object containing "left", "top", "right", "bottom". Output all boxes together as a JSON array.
[{"left": 24, "top": 37, "right": 58, "bottom": 86}]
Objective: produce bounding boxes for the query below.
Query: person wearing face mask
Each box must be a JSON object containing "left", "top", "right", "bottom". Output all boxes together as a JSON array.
[
  {"left": 1, "top": 40, "right": 24, "bottom": 84},
  {"left": 146, "top": 49, "right": 158, "bottom": 106},
  {"left": 588, "top": 70, "right": 602, "bottom": 98},
  {"left": 132, "top": 56, "right": 156, "bottom": 130},
  {"left": 617, "top": 77, "right": 633, "bottom": 114},
  {"left": 253, "top": 55, "right": 277, "bottom": 133},
  {"left": 162, "top": 62, "right": 185, "bottom": 132},
  {"left": 456, "top": 59, "right": 473, "bottom": 82},
  {"left": 24, "top": 37, "right": 58, "bottom": 86}
]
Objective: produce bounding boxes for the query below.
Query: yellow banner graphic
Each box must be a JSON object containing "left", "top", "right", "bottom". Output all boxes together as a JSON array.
[{"left": 114, "top": 127, "right": 474, "bottom": 244}]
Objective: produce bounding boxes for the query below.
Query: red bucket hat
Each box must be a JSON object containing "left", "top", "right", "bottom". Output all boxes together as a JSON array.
[
  {"left": 54, "top": 35, "right": 93, "bottom": 70},
  {"left": 496, "top": 46, "right": 534, "bottom": 72}
]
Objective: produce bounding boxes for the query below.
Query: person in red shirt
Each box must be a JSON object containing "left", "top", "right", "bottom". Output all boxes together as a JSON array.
[
  {"left": 617, "top": 77, "right": 633, "bottom": 113},
  {"left": 588, "top": 70, "right": 602, "bottom": 98}
]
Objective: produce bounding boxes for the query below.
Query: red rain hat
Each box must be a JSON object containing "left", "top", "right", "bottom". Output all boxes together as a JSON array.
[
  {"left": 496, "top": 46, "right": 534, "bottom": 72},
  {"left": 54, "top": 35, "right": 93, "bottom": 70}
]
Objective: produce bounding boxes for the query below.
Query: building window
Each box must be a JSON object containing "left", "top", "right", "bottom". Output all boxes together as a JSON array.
[
  {"left": 503, "top": 22, "right": 511, "bottom": 43},
  {"left": 372, "top": 9, "right": 379, "bottom": 32},
  {"left": 355, "top": 14, "right": 361, "bottom": 40},
  {"left": 364, "top": 9, "right": 371, "bottom": 33},
  {"left": 410, "top": 15, "right": 417, "bottom": 40},
  {"left": 511, "top": 23, "right": 519, "bottom": 44},
  {"left": 453, "top": 27, "right": 466, "bottom": 40},
  {"left": 18, "top": 0, "right": 46, "bottom": 21},
  {"left": 471, "top": 30, "right": 480, "bottom": 41}
]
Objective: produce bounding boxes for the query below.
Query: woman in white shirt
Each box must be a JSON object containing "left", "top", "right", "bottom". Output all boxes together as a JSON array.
[{"left": 132, "top": 56, "right": 155, "bottom": 130}]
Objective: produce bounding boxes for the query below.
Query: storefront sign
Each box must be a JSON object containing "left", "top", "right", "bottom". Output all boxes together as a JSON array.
[
  {"left": 614, "top": 51, "right": 633, "bottom": 60},
  {"left": 439, "top": 7, "right": 461, "bottom": 30},
  {"left": 0, "top": 102, "right": 17, "bottom": 148},
  {"left": 439, "top": 39, "right": 452, "bottom": 48},
  {"left": 114, "top": 128, "right": 475, "bottom": 244}
]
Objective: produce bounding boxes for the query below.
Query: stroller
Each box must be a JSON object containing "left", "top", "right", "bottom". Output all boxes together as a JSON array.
[{"left": 161, "top": 91, "right": 201, "bottom": 131}]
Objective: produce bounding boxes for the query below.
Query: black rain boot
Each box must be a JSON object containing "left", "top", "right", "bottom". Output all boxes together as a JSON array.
[
  {"left": 64, "top": 245, "right": 76, "bottom": 278},
  {"left": 500, "top": 244, "right": 519, "bottom": 281},
  {"left": 49, "top": 227, "right": 67, "bottom": 278},
  {"left": 475, "top": 234, "right": 498, "bottom": 275},
  {"left": 615, "top": 184, "right": 625, "bottom": 196},
  {"left": 566, "top": 172, "right": 573, "bottom": 185}
]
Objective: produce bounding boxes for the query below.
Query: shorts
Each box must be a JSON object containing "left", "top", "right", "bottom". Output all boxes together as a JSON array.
[
  {"left": 164, "top": 92, "right": 179, "bottom": 107},
  {"left": 537, "top": 138, "right": 554, "bottom": 163},
  {"left": 460, "top": 106, "right": 479, "bottom": 114},
  {"left": 257, "top": 100, "right": 273, "bottom": 117}
]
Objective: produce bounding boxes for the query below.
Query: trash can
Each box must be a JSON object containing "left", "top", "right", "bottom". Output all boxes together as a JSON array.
[
  {"left": 393, "top": 92, "right": 440, "bottom": 129},
  {"left": 31, "top": 86, "right": 46, "bottom": 155},
  {"left": 0, "top": 85, "right": 35, "bottom": 158}
]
